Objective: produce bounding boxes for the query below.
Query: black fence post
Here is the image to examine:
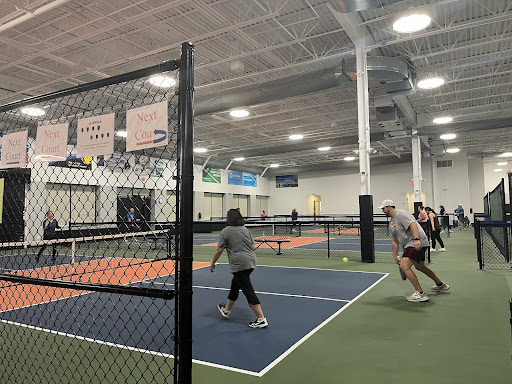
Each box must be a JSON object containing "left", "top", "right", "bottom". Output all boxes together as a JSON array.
[
  {"left": 327, "top": 223, "right": 330, "bottom": 258},
  {"left": 475, "top": 220, "right": 483, "bottom": 270},
  {"left": 177, "top": 42, "right": 194, "bottom": 384},
  {"left": 509, "top": 298, "right": 512, "bottom": 359},
  {"left": 359, "top": 195, "right": 375, "bottom": 263}
]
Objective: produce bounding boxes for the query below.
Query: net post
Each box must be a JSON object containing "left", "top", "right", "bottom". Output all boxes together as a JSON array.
[
  {"left": 327, "top": 222, "right": 330, "bottom": 258},
  {"left": 177, "top": 42, "right": 194, "bottom": 384}
]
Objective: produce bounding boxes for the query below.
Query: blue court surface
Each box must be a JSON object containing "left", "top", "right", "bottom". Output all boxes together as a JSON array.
[{"left": 0, "top": 264, "right": 387, "bottom": 376}]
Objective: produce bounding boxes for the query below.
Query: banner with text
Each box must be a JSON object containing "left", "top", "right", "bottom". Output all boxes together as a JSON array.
[
  {"left": 126, "top": 101, "right": 168, "bottom": 151},
  {"left": 0, "top": 131, "right": 28, "bottom": 169},
  {"left": 77, "top": 113, "right": 115, "bottom": 157},
  {"left": 35, "top": 123, "right": 68, "bottom": 161},
  {"left": 203, "top": 167, "right": 221, "bottom": 184},
  {"left": 276, "top": 174, "right": 298, "bottom": 188}
]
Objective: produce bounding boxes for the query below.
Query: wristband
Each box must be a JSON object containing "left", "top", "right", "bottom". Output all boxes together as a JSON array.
[{"left": 413, "top": 238, "right": 420, "bottom": 241}]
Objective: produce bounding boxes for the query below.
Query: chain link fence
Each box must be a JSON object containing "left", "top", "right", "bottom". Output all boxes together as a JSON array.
[
  {"left": 475, "top": 220, "right": 512, "bottom": 271},
  {"left": 0, "top": 44, "right": 194, "bottom": 383}
]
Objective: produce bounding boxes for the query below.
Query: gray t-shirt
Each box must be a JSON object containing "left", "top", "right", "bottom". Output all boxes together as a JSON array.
[
  {"left": 218, "top": 226, "right": 257, "bottom": 273},
  {"left": 390, "top": 209, "right": 429, "bottom": 248}
]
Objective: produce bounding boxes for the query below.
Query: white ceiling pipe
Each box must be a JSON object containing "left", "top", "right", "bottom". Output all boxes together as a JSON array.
[{"left": 0, "top": 0, "right": 72, "bottom": 34}]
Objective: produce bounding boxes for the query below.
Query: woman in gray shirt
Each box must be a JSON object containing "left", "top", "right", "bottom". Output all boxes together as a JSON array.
[{"left": 210, "top": 209, "right": 268, "bottom": 328}]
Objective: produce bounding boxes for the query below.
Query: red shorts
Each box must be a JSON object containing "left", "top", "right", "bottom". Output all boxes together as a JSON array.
[{"left": 402, "top": 246, "right": 428, "bottom": 263}]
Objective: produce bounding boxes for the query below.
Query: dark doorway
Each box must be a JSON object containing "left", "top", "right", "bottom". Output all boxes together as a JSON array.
[{"left": 117, "top": 195, "right": 151, "bottom": 232}]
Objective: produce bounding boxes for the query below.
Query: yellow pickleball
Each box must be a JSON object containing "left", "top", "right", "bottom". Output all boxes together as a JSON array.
[{"left": 343, "top": 257, "right": 348, "bottom": 262}]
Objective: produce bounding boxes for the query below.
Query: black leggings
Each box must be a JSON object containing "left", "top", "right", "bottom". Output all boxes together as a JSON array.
[
  {"left": 431, "top": 230, "right": 444, "bottom": 249},
  {"left": 37, "top": 236, "right": 57, "bottom": 258},
  {"left": 227, "top": 268, "right": 260, "bottom": 306}
]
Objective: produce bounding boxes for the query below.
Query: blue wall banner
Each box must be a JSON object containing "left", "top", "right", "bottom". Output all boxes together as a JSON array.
[
  {"left": 243, "top": 172, "right": 257, "bottom": 187},
  {"left": 276, "top": 175, "right": 298, "bottom": 188},
  {"left": 228, "top": 170, "right": 243, "bottom": 185}
]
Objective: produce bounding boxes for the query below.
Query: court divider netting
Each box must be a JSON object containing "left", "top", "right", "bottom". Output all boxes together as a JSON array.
[{"left": 0, "top": 43, "right": 195, "bottom": 383}]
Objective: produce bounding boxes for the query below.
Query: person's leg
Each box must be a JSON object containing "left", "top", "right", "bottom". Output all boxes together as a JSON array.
[
  {"left": 235, "top": 269, "right": 265, "bottom": 319},
  {"left": 36, "top": 244, "right": 47, "bottom": 261},
  {"left": 226, "top": 275, "right": 241, "bottom": 310},
  {"left": 431, "top": 231, "right": 437, "bottom": 249},
  {"left": 400, "top": 257, "right": 423, "bottom": 292},
  {"left": 435, "top": 232, "right": 445, "bottom": 248},
  {"left": 414, "top": 261, "right": 442, "bottom": 285}
]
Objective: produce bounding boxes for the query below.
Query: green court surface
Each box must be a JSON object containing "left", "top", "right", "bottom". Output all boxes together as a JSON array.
[
  {"left": 193, "top": 230, "right": 512, "bottom": 384},
  {"left": 1, "top": 230, "right": 511, "bottom": 383}
]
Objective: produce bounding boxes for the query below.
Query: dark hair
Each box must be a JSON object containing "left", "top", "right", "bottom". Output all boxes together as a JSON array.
[
  {"left": 425, "top": 206, "right": 437, "bottom": 214},
  {"left": 418, "top": 205, "right": 424, "bottom": 210},
  {"left": 226, "top": 208, "right": 245, "bottom": 226},
  {"left": 439, "top": 205, "right": 445, "bottom": 210}
]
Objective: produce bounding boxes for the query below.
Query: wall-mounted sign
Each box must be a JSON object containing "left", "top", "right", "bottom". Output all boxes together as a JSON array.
[
  {"left": 243, "top": 172, "right": 257, "bottom": 187},
  {"left": 228, "top": 170, "right": 243, "bottom": 185},
  {"left": 276, "top": 175, "right": 298, "bottom": 188},
  {"left": 203, "top": 167, "right": 221, "bottom": 183},
  {"left": 76, "top": 113, "right": 115, "bottom": 157}
]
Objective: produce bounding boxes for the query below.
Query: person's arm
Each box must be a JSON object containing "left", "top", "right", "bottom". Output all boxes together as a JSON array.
[
  {"left": 210, "top": 247, "right": 224, "bottom": 272},
  {"left": 391, "top": 236, "right": 400, "bottom": 264},
  {"left": 409, "top": 221, "right": 422, "bottom": 250}
]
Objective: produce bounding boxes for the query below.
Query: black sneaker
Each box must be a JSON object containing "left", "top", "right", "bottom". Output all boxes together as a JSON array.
[
  {"left": 248, "top": 318, "right": 268, "bottom": 328},
  {"left": 217, "top": 304, "right": 230, "bottom": 319}
]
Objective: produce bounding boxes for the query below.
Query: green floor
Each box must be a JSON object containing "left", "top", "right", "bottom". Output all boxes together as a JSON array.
[{"left": 193, "top": 229, "right": 512, "bottom": 384}]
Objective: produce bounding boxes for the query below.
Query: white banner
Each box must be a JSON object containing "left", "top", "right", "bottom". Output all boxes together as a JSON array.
[
  {"left": 35, "top": 123, "right": 68, "bottom": 161},
  {"left": 0, "top": 131, "right": 28, "bottom": 169},
  {"left": 126, "top": 101, "right": 168, "bottom": 152},
  {"left": 76, "top": 113, "right": 115, "bottom": 157}
]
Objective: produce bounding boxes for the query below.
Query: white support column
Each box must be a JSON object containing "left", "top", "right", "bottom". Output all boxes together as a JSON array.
[
  {"left": 411, "top": 136, "right": 423, "bottom": 201},
  {"left": 356, "top": 47, "right": 371, "bottom": 195}
]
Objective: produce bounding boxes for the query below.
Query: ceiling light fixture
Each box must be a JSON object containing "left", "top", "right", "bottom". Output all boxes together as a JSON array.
[
  {"left": 229, "top": 109, "right": 249, "bottom": 118},
  {"left": 417, "top": 77, "right": 445, "bottom": 89},
  {"left": 500, "top": 152, "right": 512, "bottom": 157},
  {"left": 494, "top": 169, "right": 503, "bottom": 172},
  {"left": 289, "top": 134, "right": 304, "bottom": 141},
  {"left": 194, "top": 147, "right": 208, "bottom": 153},
  {"left": 344, "top": 156, "right": 355, "bottom": 161},
  {"left": 393, "top": 14, "right": 431, "bottom": 33},
  {"left": 318, "top": 146, "right": 331, "bottom": 151},
  {"left": 433, "top": 116, "right": 453, "bottom": 124},
  {"left": 148, "top": 75, "right": 176, "bottom": 88},
  {"left": 116, "top": 130, "right": 127, "bottom": 137},
  {"left": 497, "top": 162, "right": 507, "bottom": 166},
  {"left": 440, "top": 133, "right": 456, "bottom": 140},
  {"left": 21, "top": 107, "right": 45, "bottom": 116},
  {"left": 446, "top": 148, "right": 460, "bottom": 154},
  {"left": 269, "top": 163, "right": 280, "bottom": 168},
  {"left": 233, "top": 157, "right": 245, "bottom": 161}
]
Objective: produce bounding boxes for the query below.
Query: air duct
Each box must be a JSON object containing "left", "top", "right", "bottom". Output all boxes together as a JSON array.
[
  {"left": 195, "top": 56, "right": 413, "bottom": 117},
  {"left": 327, "top": 0, "right": 407, "bottom": 13},
  {"left": 195, "top": 67, "right": 353, "bottom": 116}
]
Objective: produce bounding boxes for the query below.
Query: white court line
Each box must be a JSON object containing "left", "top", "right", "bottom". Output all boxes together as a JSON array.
[{"left": 1, "top": 264, "right": 388, "bottom": 377}]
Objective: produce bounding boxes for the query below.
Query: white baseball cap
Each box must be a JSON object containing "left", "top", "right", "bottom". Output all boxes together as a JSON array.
[{"left": 378, "top": 199, "right": 395, "bottom": 209}]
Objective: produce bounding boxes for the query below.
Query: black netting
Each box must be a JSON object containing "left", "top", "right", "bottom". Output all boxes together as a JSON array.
[{"left": 0, "top": 44, "right": 194, "bottom": 383}]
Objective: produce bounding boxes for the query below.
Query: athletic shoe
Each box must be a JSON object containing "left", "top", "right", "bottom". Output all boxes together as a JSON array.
[
  {"left": 430, "top": 248, "right": 436, "bottom": 252},
  {"left": 431, "top": 283, "right": 450, "bottom": 292},
  {"left": 248, "top": 318, "right": 268, "bottom": 328},
  {"left": 217, "top": 304, "right": 230, "bottom": 319},
  {"left": 406, "top": 291, "right": 429, "bottom": 302},
  {"left": 440, "top": 230, "right": 445, "bottom": 234},
  {"left": 438, "top": 248, "right": 446, "bottom": 252}
]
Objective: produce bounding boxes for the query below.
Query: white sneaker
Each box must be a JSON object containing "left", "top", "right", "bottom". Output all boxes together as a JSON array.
[
  {"left": 248, "top": 317, "right": 268, "bottom": 328},
  {"left": 217, "top": 304, "right": 230, "bottom": 319},
  {"left": 430, "top": 248, "right": 436, "bottom": 252},
  {"left": 431, "top": 283, "right": 450, "bottom": 292},
  {"left": 406, "top": 291, "right": 429, "bottom": 302},
  {"left": 440, "top": 230, "right": 445, "bottom": 234},
  {"left": 438, "top": 248, "right": 446, "bottom": 252}
]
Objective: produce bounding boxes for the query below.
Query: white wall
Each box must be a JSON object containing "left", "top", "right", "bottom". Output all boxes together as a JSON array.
[
  {"left": 269, "top": 153, "right": 487, "bottom": 217},
  {"left": 193, "top": 165, "right": 271, "bottom": 218}
]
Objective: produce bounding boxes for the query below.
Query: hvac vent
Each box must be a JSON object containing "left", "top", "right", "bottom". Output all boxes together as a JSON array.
[{"left": 437, "top": 160, "right": 453, "bottom": 168}]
